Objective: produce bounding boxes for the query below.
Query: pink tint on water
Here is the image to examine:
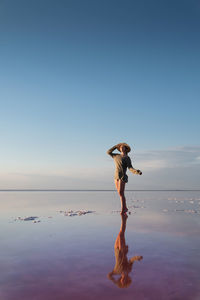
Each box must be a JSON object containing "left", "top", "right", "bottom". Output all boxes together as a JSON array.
[{"left": 0, "top": 191, "right": 200, "bottom": 300}]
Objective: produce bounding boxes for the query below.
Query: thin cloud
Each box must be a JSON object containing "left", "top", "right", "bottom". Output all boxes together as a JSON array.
[{"left": 134, "top": 146, "right": 200, "bottom": 171}]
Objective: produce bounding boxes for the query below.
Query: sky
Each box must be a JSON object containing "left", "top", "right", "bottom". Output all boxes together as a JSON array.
[{"left": 0, "top": 0, "right": 199, "bottom": 189}]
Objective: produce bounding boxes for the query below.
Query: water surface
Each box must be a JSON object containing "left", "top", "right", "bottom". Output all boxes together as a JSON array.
[{"left": 0, "top": 191, "right": 200, "bottom": 300}]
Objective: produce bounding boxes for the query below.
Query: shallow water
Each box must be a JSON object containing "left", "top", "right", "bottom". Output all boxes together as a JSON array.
[{"left": 0, "top": 191, "right": 200, "bottom": 300}]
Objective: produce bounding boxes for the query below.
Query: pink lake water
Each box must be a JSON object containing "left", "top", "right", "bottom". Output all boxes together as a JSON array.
[{"left": 0, "top": 191, "right": 200, "bottom": 300}]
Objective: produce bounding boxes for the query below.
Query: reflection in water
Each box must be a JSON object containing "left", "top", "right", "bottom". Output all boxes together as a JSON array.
[{"left": 108, "top": 214, "right": 143, "bottom": 288}]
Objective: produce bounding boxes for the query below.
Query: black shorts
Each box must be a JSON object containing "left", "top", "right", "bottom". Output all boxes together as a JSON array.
[{"left": 121, "top": 175, "right": 128, "bottom": 183}]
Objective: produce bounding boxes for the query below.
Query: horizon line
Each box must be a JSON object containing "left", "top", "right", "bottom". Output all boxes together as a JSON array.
[{"left": 0, "top": 189, "right": 200, "bottom": 192}]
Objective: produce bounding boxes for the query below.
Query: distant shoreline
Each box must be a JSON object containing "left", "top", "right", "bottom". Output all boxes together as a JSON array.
[{"left": 0, "top": 189, "right": 199, "bottom": 192}]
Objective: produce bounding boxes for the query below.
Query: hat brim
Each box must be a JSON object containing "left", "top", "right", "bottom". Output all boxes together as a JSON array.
[{"left": 117, "top": 143, "right": 131, "bottom": 153}]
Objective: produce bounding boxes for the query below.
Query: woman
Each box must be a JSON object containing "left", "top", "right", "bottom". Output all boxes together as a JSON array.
[{"left": 107, "top": 143, "right": 142, "bottom": 214}]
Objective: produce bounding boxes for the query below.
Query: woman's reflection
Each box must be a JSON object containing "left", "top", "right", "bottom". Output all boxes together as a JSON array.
[{"left": 108, "top": 214, "right": 143, "bottom": 288}]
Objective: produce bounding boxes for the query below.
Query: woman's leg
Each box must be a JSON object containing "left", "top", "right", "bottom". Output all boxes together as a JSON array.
[
  {"left": 115, "top": 179, "right": 128, "bottom": 213},
  {"left": 114, "top": 179, "right": 119, "bottom": 191},
  {"left": 119, "top": 180, "right": 128, "bottom": 213}
]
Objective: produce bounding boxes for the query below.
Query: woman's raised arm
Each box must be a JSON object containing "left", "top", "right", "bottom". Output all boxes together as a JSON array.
[{"left": 107, "top": 145, "right": 118, "bottom": 157}]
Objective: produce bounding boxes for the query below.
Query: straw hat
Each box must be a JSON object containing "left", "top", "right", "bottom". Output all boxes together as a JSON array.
[{"left": 116, "top": 143, "right": 131, "bottom": 153}]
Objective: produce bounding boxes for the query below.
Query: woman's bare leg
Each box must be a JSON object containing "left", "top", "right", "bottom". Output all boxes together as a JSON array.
[
  {"left": 114, "top": 179, "right": 119, "bottom": 191},
  {"left": 119, "top": 180, "right": 128, "bottom": 213},
  {"left": 115, "top": 179, "right": 128, "bottom": 213}
]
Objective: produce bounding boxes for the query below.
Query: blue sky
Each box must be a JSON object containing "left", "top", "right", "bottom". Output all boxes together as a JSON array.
[{"left": 0, "top": 0, "right": 199, "bottom": 189}]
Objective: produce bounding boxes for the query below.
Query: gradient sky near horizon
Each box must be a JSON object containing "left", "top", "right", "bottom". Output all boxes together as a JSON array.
[{"left": 0, "top": 0, "right": 200, "bottom": 189}]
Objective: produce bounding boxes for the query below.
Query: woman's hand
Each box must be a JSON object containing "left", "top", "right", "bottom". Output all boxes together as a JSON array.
[
  {"left": 107, "top": 272, "right": 114, "bottom": 279},
  {"left": 137, "top": 170, "right": 142, "bottom": 175}
]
